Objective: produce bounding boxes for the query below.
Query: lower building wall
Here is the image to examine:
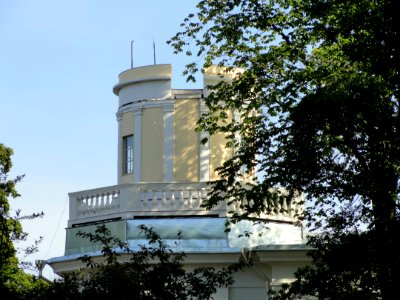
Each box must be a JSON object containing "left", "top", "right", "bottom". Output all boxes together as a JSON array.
[
  {"left": 212, "top": 287, "right": 267, "bottom": 300},
  {"left": 48, "top": 255, "right": 306, "bottom": 300},
  {"left": 54, "top": 218, "right": 308, "bottom": 299},
  {"left": 229, "top": 287, "right": 267, "bottom": 300}
]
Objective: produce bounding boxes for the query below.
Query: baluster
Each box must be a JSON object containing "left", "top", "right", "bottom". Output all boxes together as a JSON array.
[
  {"left": 99, "top": 194, "right": 103, "bottom": 210},
  {"left": 193, "top": 190, "right": 199, "bottom": 208},
  {"left": 113, "top": 192, "right": 120, "bottom": 209},
  {"left": 249, "top": 199, "right": 254, "bottom": 208},
  {"left": 110, "top": 191, "right": 114, "bottom": 208},
  {"left": 178, "top": 190, "right": 184, "bottom": 209},
  {"left": 110, "top": 191, "right": 116, "bottom": 208},
  {"left": 110, "top": 192, "right": 115, "bottom": 207},
  {"left": 143, "top": 190, "right": 149, "bottom": 208},
  {"left": 110, "top": 192, "right": 115, "bottom": 208},
  {"left": 83, "top": 196, "right": 89, "bottom": 215},
  {"left": 142, "top": 190, "right": 148, "bottom": 208},
  {"left": 242, "top": 198, "right": 248, "bottom": 210},
  {"left": 268, "top": 198, "right": 275, "bottom": 215},
  {"left": 201, "top": 189, "right": 208, "bottom": 207},
  {"left": 165, "top": 191, "right": 171, "bottom": 208},
  {"left": 87, "top": 195, "right": 91, "bottom": 213},
  {"left": 99, "top": 193, "right": 104, "bottom": 211},
  {"left": 77, "top": 197, "right": 83, "bottom": 216},
  {"left": 193, "top": 190, "right": 198, "bottom": 208},
  {"left": 171, "top": 191, "right": 176, "bottom": 208},
  {"left": 94, "top": 194, "right": 99, "bottom": 212},
  {"left": 158, "top": 190, "right": 166, "bottom": 208},
  {"left": 97, "top": 194, "right": 101, "bottom": 211},
  {"left": 94, "top": 194, "right": 99, "bottom": 213},
  {"left": 276, "top": 199, "right": 282, "bottom": 216},
  {"left": 103, "top": 193, "right": 108, "bottom": 208},
  {"left": 144, "top": 190, "right": 151, "bottom": 208},
  {"left": 184, "top": 190, "right": 189, "bottom": 208},
  {"left": 281, "top": 197, "right": 288, "bottom": 216},
  {"left": 82, "top": 196, "right": 87, "bottom": 214},
  {"left": 262, "top": 198, "right": 268, "bottom": 214},
  {"left": 288, "top": 197, "right": 293, "bottom": 217},
  {"left": 90, "top": 195, "right": 94, "bottom": 212},
  {"left": 188, "top": 190, "right": 193, "bottom": 208},
  {"left": 153, "top": 191, "right": 157, "bottom": 209},
  {"left": 114, "top": 191, "right": 119, "bottom": 207},
  {"left": 152, "top": 190, "right": 158, "bottom": 209},
  {"left": 198, "top": 190, "right": 203, "bottom": 208},
  {"left": 139, "top": 190, "right": 143, "bottom": 208}
]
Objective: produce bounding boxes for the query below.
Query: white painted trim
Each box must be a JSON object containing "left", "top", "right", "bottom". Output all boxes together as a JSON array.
[
  {"left": 113, "top": 76, "right": 170, "bottom": 95},
  {"left": 133, "top": 109, "right": 142, "bottom": 182},
  {"left": 199, "top": 100, "right": 210, "bottom": 182},
  {"left": 119, "top": 99, "right": 175, "bottom": 113},
  {"left": 163, "top": 104, "right": 174, "bottom": 182},
  {"left": 117, "top": 113, "right": 123, "bottom": 184}
]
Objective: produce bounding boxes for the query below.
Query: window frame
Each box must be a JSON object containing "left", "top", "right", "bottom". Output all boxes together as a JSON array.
[{"left": 122, "top": 135, "right": 134, "bottom": 175}]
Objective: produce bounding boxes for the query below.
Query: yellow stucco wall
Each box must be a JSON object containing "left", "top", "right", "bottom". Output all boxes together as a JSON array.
[
  {"left": 121, "top": 111, "right": 134, "bottom": 136},
  {"left": 120, "top": 112, "right": 134, "bottom": 184},
  {"left": 174, "top": 99, "right": 200, "bottom": 182},
  {"left": 210, "top": 135, "right": 231, "bottom": 181},
  {"left": 142, "top": 107, "right": 164, "bottom": 182},
  {"left": 209, "top": 110, "right": 233, "bottom": 181}
]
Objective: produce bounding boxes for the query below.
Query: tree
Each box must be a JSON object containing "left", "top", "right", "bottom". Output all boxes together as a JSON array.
[
  {"left": 43, "top": 224, "right": 238, "bottom": 300},
  {"left": 269, "top": 229, "right": 381, "bottom": 299},
  {"left": 1, "top": 143, "right": 47, "bottom": 299},
  {"left": 169, "top": 0, "right": 400, "bottom": 298}
]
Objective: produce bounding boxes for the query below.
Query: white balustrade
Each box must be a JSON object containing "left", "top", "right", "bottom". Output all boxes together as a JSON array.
[
  {"left": 139, "top": 188, "right": 209, "bottom": 210},
  {"left": 76, "top": 190, "right": 120, "bottom": 216},
  {"left": 68, "top": 183, "right": 301, "bottom": 226}
]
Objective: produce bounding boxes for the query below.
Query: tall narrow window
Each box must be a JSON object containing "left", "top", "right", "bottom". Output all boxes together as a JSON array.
[{"left": 123, "top": 135, "right": 134, "bottom": 174}]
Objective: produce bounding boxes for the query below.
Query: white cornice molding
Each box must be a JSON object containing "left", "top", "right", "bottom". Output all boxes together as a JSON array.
[
  {"left": 113, "top": 76, "right": 171, "bottom": 95},
  {"left": 118, "top": 99, "right": 176, "bottom": 115}
]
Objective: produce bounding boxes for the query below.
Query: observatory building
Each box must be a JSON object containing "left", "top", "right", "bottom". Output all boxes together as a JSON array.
[{"left": 48, "top": 64, "right": 309, "bottom": 299}]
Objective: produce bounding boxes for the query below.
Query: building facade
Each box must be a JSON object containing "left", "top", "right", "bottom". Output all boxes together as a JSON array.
[{"left": 48, "top": 64, "right": 309, "bottom": 299}]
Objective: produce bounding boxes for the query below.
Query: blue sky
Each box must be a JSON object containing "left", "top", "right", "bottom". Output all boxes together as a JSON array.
[{"left": 0, "top": 0, "right": 201, "bottom": 279}]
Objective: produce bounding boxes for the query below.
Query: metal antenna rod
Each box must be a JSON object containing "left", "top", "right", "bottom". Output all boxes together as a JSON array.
[
  {"left": 153, "top": 38, "right": 156, "bottom": 65},
  {"left": 131, "top": 40, "right": 134, "bottom": 69}
]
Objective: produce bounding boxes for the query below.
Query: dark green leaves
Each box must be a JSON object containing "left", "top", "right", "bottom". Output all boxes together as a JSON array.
[{"left": 169, "top": 0, "right": 400, "bottom": 298}]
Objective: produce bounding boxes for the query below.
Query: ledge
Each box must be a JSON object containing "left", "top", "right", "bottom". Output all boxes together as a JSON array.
[{"left": 113, "top": 75, "right": 171, "bottom": 95}]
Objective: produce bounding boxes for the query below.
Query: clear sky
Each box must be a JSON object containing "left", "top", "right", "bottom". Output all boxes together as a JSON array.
[{"left": 0, "top": 0, "right": 201, "bottom": 279}]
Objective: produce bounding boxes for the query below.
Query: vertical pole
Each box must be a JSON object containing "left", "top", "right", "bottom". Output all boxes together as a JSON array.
[
  {"left": 131, "top": 40, "right": 134, "bottom": 69},
  {"left": 153, "top": 38, "right": 156, "bottom": 65}
]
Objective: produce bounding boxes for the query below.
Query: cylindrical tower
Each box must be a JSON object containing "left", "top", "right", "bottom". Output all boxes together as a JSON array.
[{"left": 113, "top": 64, "right": 237, "bottom": 184}]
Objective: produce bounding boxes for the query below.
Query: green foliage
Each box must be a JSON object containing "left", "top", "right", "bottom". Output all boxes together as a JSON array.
[
  {"left": 44, "top": 224, "right": 238, "bottom": 300},
  {"left": 1, "top": 144, "right": 22, "bottom": 268},
  {"left": 1, "top": 143, "right": 26, "bottom": 296},
  {"left": 1, "top": 143, "right": 47, "bottom": 299},
  {"left": 169, "top": 0, "right": 400, "bottom": 299},
  {"left": 270, "top": 228, "right": 388, "bottom": 300}
]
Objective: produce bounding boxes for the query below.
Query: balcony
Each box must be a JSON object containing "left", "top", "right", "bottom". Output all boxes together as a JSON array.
[{"left": 68, "top": 182, "right": 301, "bottom": 227}]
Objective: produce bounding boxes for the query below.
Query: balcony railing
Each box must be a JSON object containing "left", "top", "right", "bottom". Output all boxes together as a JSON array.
[{"left": 68, "top": 182, "right": 302, "bottom": 227}]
